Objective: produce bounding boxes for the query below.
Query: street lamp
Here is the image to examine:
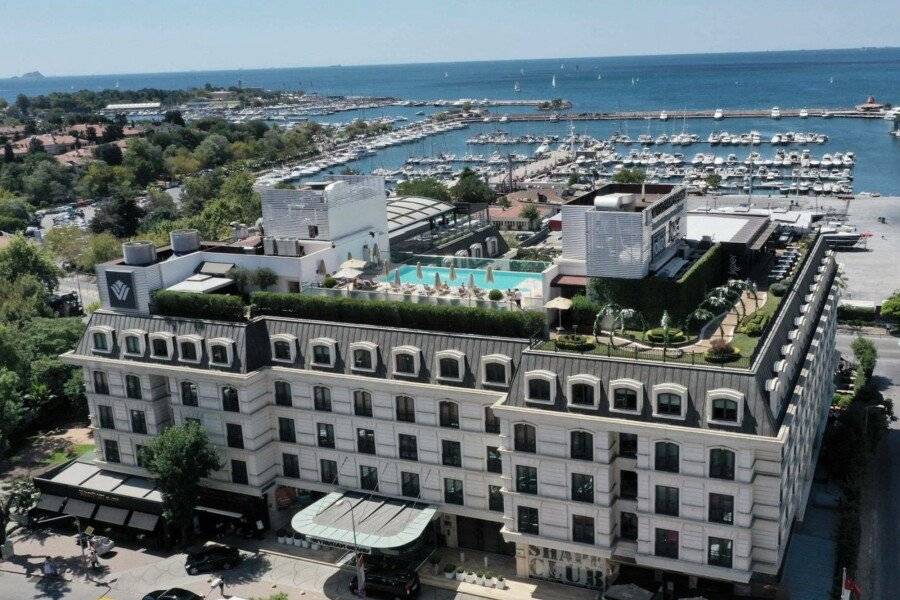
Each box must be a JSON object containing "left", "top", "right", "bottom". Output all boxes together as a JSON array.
[{"left": 335, "top": 498, "right": 365, "bottom": 598}]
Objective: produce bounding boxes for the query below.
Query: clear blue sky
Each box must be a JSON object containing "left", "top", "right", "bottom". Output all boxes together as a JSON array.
[{"left": 3, "top": 0, "right": 899, "bottom": 76}]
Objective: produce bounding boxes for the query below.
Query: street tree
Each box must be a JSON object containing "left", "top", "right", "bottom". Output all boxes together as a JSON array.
[
  {"left": 0, "top": 235, "right": 59, "bottom": 290},
  {"left": 0, "top": 478, "right": 39, "bottom": 548},
  {"left": 612, "top": 168, "right": 646, "bottom": 184},
  {"left": 450, "top": 168, "right": 494, "bottom": 204},
  {"left": 519, "top": 204, "right": 541, "bottom": 228},
  {"left": 395, "top": 178, "right": 451, "bottom": 203}
]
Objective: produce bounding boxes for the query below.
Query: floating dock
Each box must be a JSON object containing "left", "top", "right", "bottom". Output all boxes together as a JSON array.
[{"left": 467, "top": 108, "right": 885, "bottom": 122}]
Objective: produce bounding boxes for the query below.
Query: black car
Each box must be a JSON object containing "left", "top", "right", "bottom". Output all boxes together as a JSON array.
[
  {"left": 184, "top": 544, "right": 242, "bottom": 574},
  {"left": 142, "top": 589, "right": 203, "bottom": 600},
  {"left": 350, "top": 567, "right": 420, "bottom": 599}
]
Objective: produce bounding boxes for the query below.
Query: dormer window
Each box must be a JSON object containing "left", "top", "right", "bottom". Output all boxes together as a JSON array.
[
  {"left": 270, "top": 334, "right": 297, "bottom": 363},
  {"left": 524, "top": 370, "right": 555, "bottom": 404},
  {"left": 436, "top": 350, "right": 465, "bottom": 382},
  {"left": 481, "top": 354, "right": 511, "bottom": 386},
  {"left": 207, "top": 338, "right": 234, "bottom": 367},
  {"left": 350, "top": 341, "right": 378, "bottom": 373},
  {"left": 92, "top": 330, "right": 111, "bottom": 352},
  {"left": 309, "top": 338, "right": 336, "bottom": 367},
  {"left": 392, "top": 346, "right": 421, "bottom": 377},
  {"left": 652, "top": 383, "right": 687, "bottom": 420},
  {"left": 149, "top": 333, "right": 173, "bottom": 359},
  {"left": 177, "top": 335, "right": 202, "bottom": 363},
  {"left": 121, "top": 329, "right": 146, "bottom": 356},
  {"left": 707, "top": 389, "right": 744, "bottom": 426},
  {"left": 567, "top": 375, "right": 600, "bottom": 409},
  {"left": 609, "top": 379, "right": 643, "bottom": 415}
]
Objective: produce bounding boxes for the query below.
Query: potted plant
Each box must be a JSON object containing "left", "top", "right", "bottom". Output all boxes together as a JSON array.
[
  {"left": 467, "top": 570, "right": 476, "bottom": 583},
  {"left": 497, "top": 575, "right": 506, "bottom": 589},
  {"left": 475, "top": 570, "right": 485, "bottom": 586},
  {"left": 455, "top": 567, "right": 465, "bottom": 581},
  {"left": 276, "top": 528, "right": 286, "bottom": 544},
  {"left": 444, "top": 564, "right": 456, "bottom": 580},
  {"left": 429, "top": 556, "right": 440, "bottom": 575},
  {"left": 310, "top": 541, "right": 320, "bottom": 550},
  {"left": 487, "top": 571, "right": 498, "bottom": 588}
]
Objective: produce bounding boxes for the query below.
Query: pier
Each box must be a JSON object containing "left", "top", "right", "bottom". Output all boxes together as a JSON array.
[{"left": 467, "top": 107, "right": 887, "bottom": 122}]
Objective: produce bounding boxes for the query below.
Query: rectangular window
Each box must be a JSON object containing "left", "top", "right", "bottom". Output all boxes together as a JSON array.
[
  {"left": 211, "top": 344, "right": 229, "bottom": 365},
  {"left": 135, "top": 444, "right": 148, "bottom": 468},
  {"left": 93, "top": 371, "right": 109, "bottom": 395},
  {"left": 352, "top": 348, "right": 373, "bottom": 371},
  {"left": 320, "top": 459, "right": 338, "bottom": 485},
  {"left": 489, "top": 485, "right": 504, "bottom": 512},
  {"left": 620, "top": 469, "right": 638, "bottom": 500},
  {"left": 613, "top": 388, "right": 637, "bottom": 411},
  {"left": 181, "top": 381, "right": 199, "bottom": 406},
  {"left": 619, "top": 433, "right": 638, "bottom": 459},
  {"left": 313, "top": 386, "right": 332, "bottom": 411},
  {"left": 655, "top": 442, "right": 679, "bottom": 473},
  {"left": 398, "top": 434, "right": 418, "bottom": 461},
  {"left": 226, "top": 423, "right": 244, "bottom": 449},
  {"left": 125, "top": 375, "right": 142, "bottom": 400},
  {"left": 221, "top": 387, "right": 240, "bottom": 412},
  {"left": 710, "top": 449, "right": 735, "bottom": 480},
  {"left": 125, "top": 335, "right": 141, "bottom": 355},
  {"left": 357, "top": 428, "right": 376, "bottom": 455},
  {"left": 709, "top": 493, "right": 735, "bottom": 525},
  {"left": 274, "top": 381, "right": 292, "bottom": 406},
  {"left": 484, "top": 407, "right": 500, "bottom": 433},
  {"left": 360, "top": 465, "right": 378, "bottom": 491},
  {"left": 514, "top": 425, "right": 536, "bottom": 453},
  {"left": 516, "top": 465, "right": 538, "bottom": 494},
  {"left": 708, "top": 537, "right": 733, "bottom": 568},
  {"left": 97, "top": 405, "right": 115, "bottom": 429},
  {"left": 103, "top": 439, "right": 120, "bottom": 463},
  {"left": 279, "top": 417, "right": 296, "bottom": 443},
  {"left": 273, "top": 340, "right": 292, "bottom": 361},
  {"left": 317, "top": 423, "right": 335, "bottom": 448},
  {"left": 517, "top": 506, "right": 539, "bottom": 535},
  {"left": 179, "top": 341, "right": 198, "bottom": 361},
  {"left": 283, "top": 453, "right": 300, "bottom": 478},
  {"left": 620, "top": 512, "right": 638, "bottom": 541},
  {"left": 570, "top": 431, "right": 593, "bottom": 461},
  {"left": 401, "top": 472, "right": 420, "bottom": 498},
  {"left": 655, "top": 485, "right": 680, "bottom": 517},
  {"left": 130, "top": 410, "right": 147, "bottom": 435},
  {"left": 655, "top": 528, "right": 679, "bottom": 559},
  {"left": 396, "top": 396, "right": 415, "bottom": 422},
  {"left": 439, "top": 401, "right": 459, "bottom": 428},
  {"left": 312, "top": 344, "right": 331, "bottom": 366},
  {"left": 92, "top": 332, "right": 108, "bottom": 351},
  {"left": 353, "top": 390, "right": 372, "bottom": 417},
  {"left": 486, "top": 446, "right": 502, "bottom": 474},
  {"left": 571, "top": 473, "right": 594, "bottom": 503},
  {"left": 442, "top": 440, "right": 461, "bottom": 467},
  {"left": 444, "top": 478, "right": 464, "bottom": 505},
  {"left": 572, "top": 515, "right": 595, "bottom": 545},
  {"left": 151, "top": 338, "right": 169, "bottom": 358},
  {"left": 231, "top": 459, "right": 248, "bottom": 485}
]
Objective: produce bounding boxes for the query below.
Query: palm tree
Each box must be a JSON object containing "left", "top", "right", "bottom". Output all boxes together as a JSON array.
[
  {"left": 726, "top": 279, "right": 750, "bottom": 315},
  {"left": 683, "top": 307, "right": 714, "bottom": 335},
  {"left": 704, "top": 288, "right": 734, "bottom": 337},
  {"left": 593, "top": 303, "right": 639, "bottom": 346}
]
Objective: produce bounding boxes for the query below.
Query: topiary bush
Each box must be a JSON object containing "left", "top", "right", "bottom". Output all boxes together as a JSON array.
[
  {"left": 488, "top": 289, "right": 504, "bottom": 301},
  {"left": 554, "top": 334, "right": 595, "bottom": 352},
  {"left": 704, "top": 339, "right": 741, "bottom": 364},
  {"left": 152, "top": 290, "right": 245, "bottom": 321},
  {"left": 322, "top": 276, "right": 338, "bottom": 289},
  {"left": 645, "top": 327, "right": 686, "bottom": 344},
  {"left": 737, "top": 310, "right": 771, "bottom": 337},
  {"left": 769, "top": 281, "right": 788, "bottom": 297}
]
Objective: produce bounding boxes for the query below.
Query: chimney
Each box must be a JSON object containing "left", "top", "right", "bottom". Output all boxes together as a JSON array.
[{"left": 641, "top": 182, "right": 646, "bottom": 200}]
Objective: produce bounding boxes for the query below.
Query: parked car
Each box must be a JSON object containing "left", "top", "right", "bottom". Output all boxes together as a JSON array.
[
  {"left": 142, "top": 589, "right": 203, "bottom": 600},
  {"left": 350, "top": 566, "right": 421, "bottom": 599},
  {"left": 184, "top": 544, "right": 242, "bottom": 574}
]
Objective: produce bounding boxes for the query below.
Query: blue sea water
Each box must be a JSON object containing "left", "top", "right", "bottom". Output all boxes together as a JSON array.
[{"left": 2, "top": 48, "right": 899, "bottom": 192}]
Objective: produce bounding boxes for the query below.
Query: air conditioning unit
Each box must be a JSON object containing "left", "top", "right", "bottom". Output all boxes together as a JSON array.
[
  {"left": 263, "top": 237, "right": 277, "bottom": 255},
  {"left": 276, "top": 238, "right": 302, "bottom": 257}
]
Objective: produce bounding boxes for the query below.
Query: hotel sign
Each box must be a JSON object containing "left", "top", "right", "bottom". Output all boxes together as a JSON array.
[{"left": 106, "top": 270, "right": 137, "bottom": 309}]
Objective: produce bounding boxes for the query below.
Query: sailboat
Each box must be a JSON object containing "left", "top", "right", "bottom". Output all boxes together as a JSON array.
[
  {"left": 597, "top": 73, "right": 602, "bottom": 80},
  {"left": 443, "top": 72, "right": 448, "bottom": 78},
  {"left": 551, "top": 75, "right": 556, "bottom": 88},
  {"left": 560, "top": 63, "right": 566, "bottom": 70},
  {"left": 520, "top": 67, "right": 525, "bottom": 75},
  {"left": 514, "top": 81, "right": 521, "bottom": 93}
]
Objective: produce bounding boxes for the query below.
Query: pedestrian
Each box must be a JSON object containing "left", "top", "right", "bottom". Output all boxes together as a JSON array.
[
  {"left": 89, "top": 548, "right": 99, "bottom": 569},
  {"left": 514, "top": 288, "right": 522, "bottom": 308}
]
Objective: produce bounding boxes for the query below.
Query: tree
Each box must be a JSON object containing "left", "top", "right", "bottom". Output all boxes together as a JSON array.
[
  {"left": 395, "top": 178, "right": 451, "bottom": 203},
  {"left": 194, "top": 133, "right": 232, "bottom": 168},
  {"left": 495, "top": 196, "right": 511, "bottom": 209},
  {"left": 3, "top": 143, "right": 13, "bottom": 163},
  {"left": 142, "top": 187, "right": 178, "bottom": 229},
  {"left": 27, "top": 137, "right": 44, "bottom": 155},
  {"left": 123, "top": 138, "right": 164, "bottom": 186},
  {"left": 14, "top": 94, "right": 30, "bottom": 115},
  {"left": 851, "top": 336, "right": 878, "bottom": 381},
  {"left": 705, "top": 173, "right": 723, "bottom": 190},
  {"left": 880, "top": 290, "right": 900, "bottom": 325},
  {"left": 164, "top": 148, "right": 202, "bottom": 179},
  {"left": 145, "top": 421, "right": 221, "bottom": 544},
  {"left": 0, "top": 194, "right": 33, "bottom": 232},
  {"left": 0, "top": 478, "right": 39, "bottom": 547},
  {"left": 519, "top": 204, "right": 541, "bottom": 228},
  {"left": 163, "top": 110, "right": 186, "bottom": 127},
  {"left": 90, "top": 190, "right": 145, "bottom": 238},
  {"left": 612, "top": 168, "right": 646, "bottom": 184},
  {"left": 76, "top": 162, "right": 133, "bottom": 199},
  {"left": 0, "top": 369, "right": 23, "bottom": 456},
  {"left": 93, "top": 142, "right": 123, "bottom": 166},
  {"left": 254, "top": 267, "right": 278, "bottom": 290},
  {"left": 0, "top": 235, "right": 59, "bottom": 290},
  {"left": 450, "top": 168, "right": 494, "bottom": 204}
]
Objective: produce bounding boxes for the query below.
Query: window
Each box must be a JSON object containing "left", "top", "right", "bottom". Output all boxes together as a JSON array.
[
  {"left": 709, "top": 493, "right": 734, "bottom": 525},
  {"left": 320, "top": 459, "right": 338, "bottom": 485},
  {"left": 125, "top": 375, "right": 142, "bottom": 400},
  {"left": 655, "top": 528, "right": 679, "bottom": 559},
  {"left": 181, "top": 381, "right": 198, "bottom": 406},
  {"left": 392, "top": 347, "right": 419, "bottom": 376},
  {"left": 92, "top": 331, "right": 110, "bottom": 352},
  {"left": 231, "top": 459, "right": 248, "bottom": 485},
  {"left": 710, "top": 448, "right": 736, "bottom": 480},
  {"left": 179, "top": 339, "right": 199, "bottom": 362},
  {"left": 210, "top": 344, "right": 229, "bottom": 366},
  {"left": 125, "top": 335, "right": 142, "bottom": 355},
  {"left": 489, "top": 485, "right": 504, "bottom": 512},
  {"left": 92, "top": 371, "right": 109, "bottom": 395},
  {"left": 517, "top": 506, "right": 539, "bottom": 535},
  {"left": 482, "top": 355, "right": 510, "bottom": 386},
  {"left": 572, "top": 515, "right": 595, "bottom": 545},
  {"left": 130, "top": 410, "right": 147, "bottom": 435},
  {"left": 360, "top": 465, "right": 378, "bottom": 491},
  {"left": 98, "top": 405, "right": 114, "bottom": 429},
  {"left": 439, "top": 401, "right": 459, "bottom": 428},
  {"left": 655, "top": 485, "right": 680, "bottom": 517},
  {"left": 401, "top": 472, "right": 420, "bottom": 498},
  {"left": 317, "top": 423, "right": 335, "bottom": 448},
  {"left": 514, "top": 424, "right": 536, "bottom": 453},
  {"left": 353, "top": 390, "right": 372, "bottom": 417},
  {"left": 308, "top": 224, "right": 319, "bottom": 238},
  {"left": 272, "top": 340, "right": 292, "bottom": 361},
  {"left": 570, "top": 383, "right": 595, "bottom": 407},
  {"left": 619, "top": 433, "right": 638, "bottom": 459},
  {"left": 352, "top": 348, "right": 374, "bottom": 371},
  {"left": 312, "top": 344, "right": 332, "bottom": 366},
  {"left": 438, "top": 357, "right": 461, "bottom": 380},
  {"left": 279, "top": 417, "right": 296, "bottom": 443},
  {"left": 516, "top": 465, "right": 538, "bottom": 494},
  {"left": 525, "top": 372, "right": 553, "bottom": 403},
  {"left": 226, "top": 423, "right": 244, "bottom": 449},
  {"left": 274, "top": 381, "right": 292, "bottom": 406},
  {"left": 712, "top": 398, "right": 739, "bottom": 422},
  {"left": 357, "top": 428, "right": 376, "bottom": 454},
  {"left": 655, "top": 442, "right": 679, "bottom": 473},
  {"left": 444, "top": 478, "right": 464, "bottom": 505},
  {"left": 283, "top": 453, "right": 300, "bottom": 478},
  {"left": 221, "top": 386, "right": 239, "bottom": 412},
  {"left": 572, "top": 473, "right": 594, "bottom": 503},
  {"left": 486, "top": 446, "right": 502, "bottom": 473},
  {"left": 103, "top": 439, "right": 120, "bottom": 463},
  {"left": 442, "top": 440, "right": 462, "bottom": 467},
  {"left": 398, "top": 434, "right": 418, "bottom": 461},
  {"left": 150, "top": 337, "right": 170, "bottom": 358},
  {"left": 708, "top": 537, "right": 733, "bottom": 568},
  {"left": 613, "top": 388, "right": 638, "bottom": 411},
  {"left": 484, "top": 407, "right": 500, "bottom": 433},
  {"left": 313, "top": 386, "right": 332, "bottom": 411},
  {"left": 136, "top": 444, "right": 148, "bottom": 468},
  {"left": 620, "top": 512, "right": 638, "bottom": 541},
  {"left": 656, "top": 393, "right": 682, "bottom": 417},
  {"left": 396, "top": 396, "right": 415, "bottom": 423},
  {"left": 570, "top": 431, "right": 593, "bottom": 461},
  {"left": 620, "top": 470, "right": 638, "bottom": 500}
]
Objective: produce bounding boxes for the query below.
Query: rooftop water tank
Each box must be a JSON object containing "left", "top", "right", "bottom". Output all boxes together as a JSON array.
[
  {"left": 169, "top": 229, "right": 201, "bottom": 254},
  {"left": 122, "top": 241, "right": 157, "bottom": 266},
  {"left": 593, "top": 193, "right": 634, "bottom": 210}
]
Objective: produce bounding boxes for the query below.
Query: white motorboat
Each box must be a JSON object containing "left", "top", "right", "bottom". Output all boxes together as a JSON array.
[
  {"left": 771, "top": 106, "right": 781, "bottom": 119},
  {"left": 799, "top": 108, "right": 809, "bottom": 118},
  {"left": 659, "top": 111, "right": 668, "bottom": 121},
  {"left": 713, "top": 108, "right": 724, "bottom": 120}
]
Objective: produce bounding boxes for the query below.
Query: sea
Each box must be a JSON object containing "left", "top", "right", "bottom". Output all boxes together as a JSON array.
[{"left": 2, "top": 48, "right": 899, "bottom": 193}]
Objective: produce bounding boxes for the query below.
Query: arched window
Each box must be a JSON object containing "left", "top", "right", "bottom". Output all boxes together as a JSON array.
[
  {"left": 439, "top": 400, "right": 459, "bottom": 428},
  {"left": 273, "top": 340, "right": 292, "bottom": 361},
  {"left": 711, "top": 398, "right": 738, "bottom": 422},
  {"left": 274, "top": 381, "right": 292, "bottom": 406},
  {"left": 514, "top": 423, "right": 536, "bottom": 453},
  {"left": 656, "top": 393, "right": 682, "bottom": 417},
  {"left": 439, "top": 357, "right": 461, "bottom": 380},
  {"left": 181, "top": 381, "right": 198, "bottom": 406},
  {"left": 210, "top": 343, "right": 229, "bottom": 365},
  {"left": 570, "top": 431, "right": 593, "bottom": 461},
  {"left": 353, "top": 390, "right": 372, "bottom": 417},
  {"left": 396, "top": 395, "right": 415, "bottom": 423},
  {"left": 613, "top": 388, "right": 638, "bottom": 411},
  {"left": 525, "top": 371, "right": 555, "bottom": 403},
  {"left": 313, "top": 386, "right": 331, "bottom": 411},
  {"left": 484, "top": 362, "right": 507, "bottom": 384},
  {"left": 353, "top": 348, "right": 373, "bottom": 370},
  {"left": 124, "top": 335, "right": 142, "bottom": 355},
  {"left": 710, "top": 448, "right": 735, "bottom": 480},
  {"left": 312, "top": 344, "right": 332, "bottom": 366},
  {"left": 654, "top": 441, "right": 679, "bottom": 473},
  {"left": 395, "top": 352, "right": 416, "bottom": 375}
]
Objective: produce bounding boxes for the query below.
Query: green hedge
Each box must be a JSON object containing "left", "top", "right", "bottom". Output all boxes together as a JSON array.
[
  {"left": 646, "top": 328, "right": 686, "bottom": 344},
  {"left": 554, "top": 334, "right": 595, "bottom": 352},
  {"left": 152, "top": 291, "right": 246, "bottom": 322},
  {"left": 837, "top": 304, "right": 877, "bottom": 322},
  {"left": 251, "top": 292, "right": 545, "bottom": 338},
  {"left": 737, "top": 310, "right": 771, "bottom": 337},
  {"left": 571, "top": 295, "right": 602, "bottom": 330}
]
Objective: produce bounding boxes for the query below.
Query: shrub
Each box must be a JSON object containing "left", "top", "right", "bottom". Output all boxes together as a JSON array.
[
  {"left": 152, "top": 291, "right": 245, "bottom": 321},
  {"left": 769, "top": 282, "right": 788, "bottom": 297},
  {"left": 851, "top": 336, "right": 877, "bottom": 381},
  {"left": 251, "top": 292, "right": 545, "bottom": 338},
  {"left": 881, "top": 291, "right": 900, "bottom": 324},
  {"left": 837, "top": 304, "right": 877, "bottom": 323},
  {"left": 570, "top": 294, "right": 602, "bottom": 329},
  {"left": 737, "top": 309, "right": 771, "bottom": 337},
  {"left": 704, "top": 339, "right": 740, "bottom": 364},
  {"left": 488, "top": 289, "right": 503, "bottom": 301},
  {"left": 645, "top": 327, "right": 686, "bottom": 344},
  {"left": 554, "top": 334, "right": 595, "bottom": 352},
  {"left": 322, "top": 276, "right": 337, "bottom": 289}
]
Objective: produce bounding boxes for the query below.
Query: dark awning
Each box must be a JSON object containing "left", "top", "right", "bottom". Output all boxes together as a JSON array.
[
  {"left": 551, "top": 274, "right": 588, "bottom": 288},
  {"left": 127, "top": 511, "right": 160, "bottom": 531},
  {"left": 35, "top": 494, "right": 66, "bottom": 513},
  {"left": 63, "top": 499, "right": 96, "bottom": 519},
  {"left": 94, "top": 505, "right": 129, "bottom": 526}
]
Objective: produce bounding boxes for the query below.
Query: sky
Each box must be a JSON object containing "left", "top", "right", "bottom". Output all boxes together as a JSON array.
[{"left": 2, "top": 0, "right": 899, "bottom": 77}]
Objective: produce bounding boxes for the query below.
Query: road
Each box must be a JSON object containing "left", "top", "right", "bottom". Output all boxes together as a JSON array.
[{"left": 836, "top": 330, "right": 900, "bottom": 600}]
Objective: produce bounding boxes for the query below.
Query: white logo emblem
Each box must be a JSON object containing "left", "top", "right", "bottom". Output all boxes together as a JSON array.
[{"left": 110, "top": 280, "right": 131, "bottom": 302}]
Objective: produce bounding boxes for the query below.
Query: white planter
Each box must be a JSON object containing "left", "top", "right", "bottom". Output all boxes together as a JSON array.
[
  {"left": 497, "top": 581, "right": 507, "bottom": 590},
  {"left": 489, "top": 578, "right": 499, "bottom": 588},
  {"left": 467, "top": 574, "right": 476, "bottom": 584},
  {"left": 277, "top": 536, "right": 285, "bottom": 544},
  {"left": 476, "top": 577, "right": 485, "bottom": 586},
  {"left": 444, "top": 572, "right": 455, "bottom": 580},
  {"left": 456, "top": 572, "right": 465, "bottom": 581},
  {"left": 311, "top": 543, "right": 320, "bottom": 550}
]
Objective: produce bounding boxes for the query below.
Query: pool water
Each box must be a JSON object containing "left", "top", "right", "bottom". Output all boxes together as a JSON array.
[{"left": 384, "top": 265, "right": 543, "bottom": 292}]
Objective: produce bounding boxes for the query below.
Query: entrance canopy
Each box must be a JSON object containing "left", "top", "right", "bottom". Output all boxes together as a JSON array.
[{"left": 291, "top": 492, "right": 436, "bottom": 554}]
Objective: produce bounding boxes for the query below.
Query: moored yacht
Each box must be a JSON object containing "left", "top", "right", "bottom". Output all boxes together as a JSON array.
[
  {"left": 713, "top": 108, "right": 724, "bottom": 120},
  {"left": 771, "top": 106, "right": 782, "bottom": 119}
]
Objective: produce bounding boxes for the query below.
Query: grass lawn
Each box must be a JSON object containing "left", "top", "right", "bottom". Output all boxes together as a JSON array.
[
  {"left": 44, "top": 443, "right": 95, "bottom": 466},
  {"left": 731, "top": 293, "right": 783, "bottom": 358}
]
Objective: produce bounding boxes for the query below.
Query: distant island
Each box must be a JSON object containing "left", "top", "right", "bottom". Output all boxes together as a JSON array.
[{"left": 12, "top": 71, "right": 45, "bottom": 79}]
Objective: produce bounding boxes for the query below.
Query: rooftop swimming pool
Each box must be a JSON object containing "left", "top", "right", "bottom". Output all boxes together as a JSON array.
[{"left": 383, "top": 264, "right": 543, "bottom": 294}]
